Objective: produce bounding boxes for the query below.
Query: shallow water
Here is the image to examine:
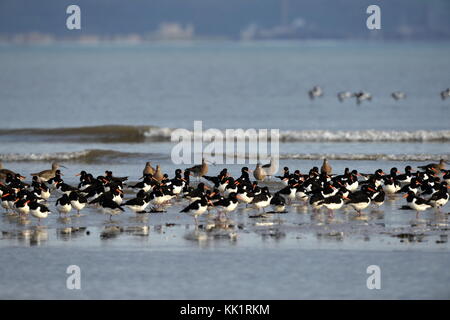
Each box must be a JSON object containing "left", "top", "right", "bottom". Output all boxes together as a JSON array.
[{"left": 1, "top": 160, "right": 450, "bottom": 299}]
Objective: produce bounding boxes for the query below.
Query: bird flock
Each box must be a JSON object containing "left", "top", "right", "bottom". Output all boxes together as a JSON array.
[
  {"left": 1, "top": 158, "right": 449, "bottom": 226},
  {"left": 308, "top": 86, "right": 450, "bottom": 104}
]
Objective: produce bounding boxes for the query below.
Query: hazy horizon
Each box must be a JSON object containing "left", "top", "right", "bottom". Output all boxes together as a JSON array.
[{"left": 1, "top": 0, "right": 450, "bottom": 41}]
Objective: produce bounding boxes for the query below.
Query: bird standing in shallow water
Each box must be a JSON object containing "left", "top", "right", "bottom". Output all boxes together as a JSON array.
[
  {"left": 29, "top": 201, "right": 50, "bottom": 224},
  {"left": 321, "top": 159, "right": 332, "bottom": 176},
  {"left": 31, "top": 162, "right": 67, "bottom": 183},
  {"left": 404, "top": 191, "right": 431, "bottom": 219},
  {"left": 56, "top": 194, "right": 72, "bottom": 215},
  {"left": 253, "top": 163, "right": 266, "bottom": 182},
  {"left": 153, "top": 165, "right": 164, "bottom": 182},
  {"left": 180, "top": 196, "right": 211, "bottom": 224},
  {"left": 142, "top": 161, "right": 155, "bottom": 177},
  {"left": 187, "top": 158, "right": 209, "bottom": 181}
]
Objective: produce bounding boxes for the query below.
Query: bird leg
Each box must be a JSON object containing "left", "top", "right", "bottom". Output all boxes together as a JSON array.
[{"left": 328, "top": 209, "right": 334, "bottom": 218}]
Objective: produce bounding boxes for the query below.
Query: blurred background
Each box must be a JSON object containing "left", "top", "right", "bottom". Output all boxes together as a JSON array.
[{"left": 1, "top": 0, "right": 450, "bottom": 43}]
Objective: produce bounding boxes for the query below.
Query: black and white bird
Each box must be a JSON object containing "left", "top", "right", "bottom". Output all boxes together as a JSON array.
[
  {"left": 124, "top": 190, "right": 151, "bottom": 214},
  {"left": 29, "top": 201, "right": 50, "bottom": 224},
  {"left": 101, "top": 198, "right": 125, "bottom": 220},
  {"left": 251, "top": 187, "right": 273, "bottom": 212},
  {"left": 346, "top": 191, "right": 371, "bottom": 216},
  {"left": 308, "top": 86, "right": 323, "bottom": 100},
  {"left": 391, "top": 91, "right": 406, "bottom": 100},
  {"left": 14, "top": 198, "right": 31, "bottom": 216},
  {"left": 440, "top": 88, "right": 450, "bottom": 100},
  {"left": 403, "top": 191, "right": 431, "bottom": 218},
  {"left": 426, "top": 182, "right": 450, "bottom": 212},
  {"left": 180, "top": 196, "right": 211, "bottom": 224},
  {"left": 337, "top": 91, "right": 352, "bottom": 102},
  {"left": 213, "top": 192, "right": 239, "bottom": 216},
  {"left": 56, "top": 194, "right": 72, "bottom": 215},
  {"left": 318, "top": 191, "right": 347, "bottom": 217},
  {"left": 270, "top": 193, "right": 286, "bottom": 213},
  {"left": 353, "top": 91, "right": 372, "bottom": 105},
  {"left": 69, "top": 191, "right": 87, "bottom": 215}
]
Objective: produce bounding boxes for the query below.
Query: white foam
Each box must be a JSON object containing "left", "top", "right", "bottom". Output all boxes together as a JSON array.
[{"left": 144, "top": 128, "right": 450, "bottom": 142}]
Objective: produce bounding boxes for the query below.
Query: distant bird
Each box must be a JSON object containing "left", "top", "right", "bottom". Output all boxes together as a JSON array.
[
  {"left": 31, "top": 162, "right": 66, "bottom": 183},
  {"left": 337, "top": 91, "right": 352, "bottom": 102},
  {"left": 353, "top": 91, "right": 372, "bottom": 105},
  {"left": 321, "top": 159, "right": 332, "bottom": 176},
  {"left": 391, "top": 91, "right": 406, "bottom": 100},
  {"left": 440, "top": 88, "right": 450, "bottom": 100},
  {"left": 253, "top": 163, "right": 266, "bottom": 182},
  {"left": 308, "top": 86, "right": 323, "bottom": 100}
]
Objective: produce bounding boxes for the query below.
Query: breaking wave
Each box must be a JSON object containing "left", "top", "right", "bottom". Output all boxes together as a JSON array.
[
  {"left": 279, "top": 153, "right": 450, "bottom": 162},
  {"left": 1, "top": 149, "right": 448, "bottom": 163},
  {"left": 0, "top": 125, "right": 449, "bottom": 143},
  {"left": 0, "top": 149, "right": 164, "bottom": 163}
]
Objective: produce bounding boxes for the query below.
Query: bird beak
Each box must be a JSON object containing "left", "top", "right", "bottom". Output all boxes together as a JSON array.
[
  {"left": 1, "top": 193, "right": 10, "bottom": 198},
  {"left": 60, "top": 165, "right": 68, "bottom": 169},
  {"left": 403, "top": 194, "right": 408, "bottom": 198}
]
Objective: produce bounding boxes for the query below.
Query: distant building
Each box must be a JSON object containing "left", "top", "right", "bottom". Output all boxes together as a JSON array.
[
  {"left": 240, "top": 18, "right": 307, "bottom": 41},
  {"left": 150, "top": 22, "right": 195, "bottom": 40}
]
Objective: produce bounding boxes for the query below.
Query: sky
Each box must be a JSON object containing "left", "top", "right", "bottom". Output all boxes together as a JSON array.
[{"left": 0, "top": 0, "right": 449, "bottom": 39}]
